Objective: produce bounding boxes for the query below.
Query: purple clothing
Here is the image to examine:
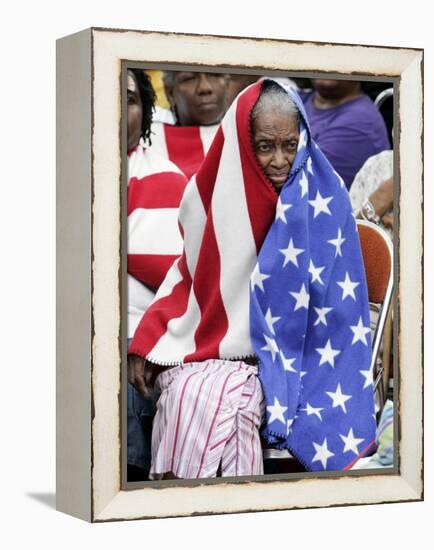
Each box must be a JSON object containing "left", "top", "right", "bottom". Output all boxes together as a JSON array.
[{"left": 301, "top": 91, "right": 391, "bottom": 189}]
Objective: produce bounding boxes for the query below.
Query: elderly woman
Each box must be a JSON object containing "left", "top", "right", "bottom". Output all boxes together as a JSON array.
[
  {"left": 128, "top": 79, "right": 376, "bottom": 479},
  {"left": 149, "top": 71, "right": 228, "bottom": 180},
  {"left": 126, "top": 69, "right": 188, "bottom": 480}
]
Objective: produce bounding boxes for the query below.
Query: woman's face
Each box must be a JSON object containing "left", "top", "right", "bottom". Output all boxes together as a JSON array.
[
  {"left": 252, "top": 110, "right": 300, "bottom": 193},
  {"left": 167, "top": 72, "right": 227, "bottom": 126},
  {"left": 311, "top": 79, "right": 360, "bottom": 101},
  {"left": 127, "top": 71, "right": 143, "bottom": 151}
]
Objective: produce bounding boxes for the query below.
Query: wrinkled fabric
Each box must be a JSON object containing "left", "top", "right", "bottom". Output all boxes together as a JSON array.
[{"left": 250, "top": 83, "right": 377, "bottom": 471}]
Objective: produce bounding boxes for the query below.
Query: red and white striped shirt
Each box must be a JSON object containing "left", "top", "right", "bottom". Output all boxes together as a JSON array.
[
  {"left": 127, "top": 140, "right": 188, "bottom": 337},
  {"left": 149, "top": 121, "right": 219, "bottom": 181}
]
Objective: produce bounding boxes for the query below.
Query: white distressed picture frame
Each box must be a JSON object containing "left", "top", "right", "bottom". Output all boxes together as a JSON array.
[{"left": 56, "top": 28, "right": 423, "bottom": 522}]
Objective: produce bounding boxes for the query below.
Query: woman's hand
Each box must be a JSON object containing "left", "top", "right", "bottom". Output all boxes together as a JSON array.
[
  {"left": 128, "top": 354, "right": 153, "bottom": 398},
  {"left": 369, "top": 177, "right": 393, "bottom": 218},
  {"left": 381, "top": 213, "right": 394, "bottom": 230}
]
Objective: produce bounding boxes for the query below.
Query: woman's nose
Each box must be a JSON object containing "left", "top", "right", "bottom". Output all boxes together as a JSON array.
[
  {"left": 196, "top": 74, "right": 213, "bottom": 95},
  {"left": 271, "top": 148, "right": 289, "bottom": 168}
]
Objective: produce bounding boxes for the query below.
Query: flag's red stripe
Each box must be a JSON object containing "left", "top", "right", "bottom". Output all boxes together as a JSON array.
[
  {"left": 236, "top": 83, "right": 277, "bottom": 253},
  {"left": 128, "top": 254, "right": 179, "bottom": 289},
  {"left": 128, "top": 255, "right": 192, "bottom": 359},
  {"left": 184, "top": 209, "right": 229, "bottom": 362},
  {"left": 164, "top": 125, "right": 205, "bottom": 181},
  {"left": 127, "top": 172, "right": 187, "bottom": 214}
]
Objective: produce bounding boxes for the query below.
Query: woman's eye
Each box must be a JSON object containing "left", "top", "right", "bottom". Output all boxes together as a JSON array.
[
  {"left": 285, "top": 141, "right": 298, "bottom": 151},
  {"left": 180, "top": 75, "right": 195, "bottom": 83},
  {"left": 257, "top": 143, "right": 271, "bottom": 152}
]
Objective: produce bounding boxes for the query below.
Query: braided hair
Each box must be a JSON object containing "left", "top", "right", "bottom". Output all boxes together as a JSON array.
[{"left": 130, "top": 69, "right": 156, "bottom": 145}]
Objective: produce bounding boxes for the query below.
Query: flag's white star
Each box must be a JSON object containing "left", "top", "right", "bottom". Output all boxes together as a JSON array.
[
  {"left": 290, "top": 283, "right": 310, "bottom": 311},
  {"left": 340, "top": 428, "right": 365, "bottom": 455},
  {"left": 309, "top": 260, "right": 325, "bottom": 285},
  {"left": 337, "top": 272, "right": 360, "bottom": 301},
  {"left": 312, "top": 438, "right": 335, "bottom": 469},
  {"left": 313, "top": 306, "right": 333, "bottom": 327},
  {"left": 275, "top": 197, "right": 292, "bottom": 223},
  {"left": 299, "top": 170, "right": 308, "bottom": 198},
  {"left": 360, "top": 368, "right": 374, "bottom": 389},
  {"left": 350, "top": 317, "right": 371, "bottom": 345},
  {"left": 308, "top": 190, "right": 333, "bottom": 218},
  {"left": 279, "top": 238, "right": 304, "bottom": 268},
  {"left": 300, "top": 370, "right": 307, "bottom": 379},
  {"left": 265, "top": 308, "right": 281, "bottom": 335},
  {"left": 251, "top": 263, "right": 270, "bottom": 292},
  {"left": 328, "top": 228, "right": 346, "bottom": 257},
  {"left": 280, "top": 350, "right": 296, "bottom": 372},
  {"left": 307, "top": 156, "right": 314, "bottom": 175},
  {"left": 301, "top": 402, "right": 324, "bottom": 420},
  {"left": 315, "top": 339, "right": 341, "bottom": 368},
  {"left": 267, "top": 396, "right": 288, "bottom": 425},
  {"left": 326, "top": 384, "right": 352, "bottom": 413},
  {"left": 261, "top": 334, "right": 279, "bottom": 362}
]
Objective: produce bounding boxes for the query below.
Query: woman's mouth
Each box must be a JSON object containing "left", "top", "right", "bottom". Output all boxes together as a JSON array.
[
  {"left": 198, "top": 101, "right": 218, "bottom": 110},
  {"left": 267, "top": 174, "right": 289, "bottom": 186}
]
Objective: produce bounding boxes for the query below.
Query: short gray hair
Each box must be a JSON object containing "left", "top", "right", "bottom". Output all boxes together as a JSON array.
[{"left": 251, "top": 81, "right": 299, "bottom": 124}]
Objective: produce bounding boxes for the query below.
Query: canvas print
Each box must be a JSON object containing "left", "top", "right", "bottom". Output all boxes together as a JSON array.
[{"left": 124, "top": 67, "right": 395, "bottom": 484}]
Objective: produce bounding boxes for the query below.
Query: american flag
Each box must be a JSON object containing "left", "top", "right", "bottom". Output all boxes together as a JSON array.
[{"left": 250, "top": 85, "right": 377, "bottom": 471}]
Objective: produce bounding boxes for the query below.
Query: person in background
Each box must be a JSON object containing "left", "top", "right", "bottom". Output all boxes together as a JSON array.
[
  {"left": 350, "top": 149, "right": 394, "bottom": 235},
  {"left": 126, "top": 69, "right": 188, "bottom": 481},
  {"left": 300, "top": 79, "right": 390, "bottom": 190},
  {"left": 226, "top": 74, "right": 259, "bottom": 105},
  {"left": 150, "top": 71, "right": 228, "bottom": 180}
]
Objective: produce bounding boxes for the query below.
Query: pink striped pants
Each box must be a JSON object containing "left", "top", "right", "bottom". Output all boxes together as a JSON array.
[{"left": 150, "top": 359, "right": 265, "bottom": 479}]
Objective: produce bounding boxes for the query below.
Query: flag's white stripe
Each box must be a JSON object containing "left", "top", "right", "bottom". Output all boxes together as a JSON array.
[
  {"left": 147, "top": 287, "right": 201, "bottom": 362},
  {"left": 152, "top": 258, "right": 183, "bottom": 301},
  {"left": 213, "top": 103, "right": 257, "bottom": 358},
  {"left": 128, "top": 208, "right": 182, "bottom": 254},
  {"left": 177, "top": 175, "right": 207, "bottom": 275},
  {"left": 199, "top": 124, "right": 219, "bottom": 154}
]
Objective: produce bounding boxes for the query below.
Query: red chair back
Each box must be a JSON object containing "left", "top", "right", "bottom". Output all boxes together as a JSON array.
[{"left": 357, "top": 221, "right": 392, "bottom": 304}]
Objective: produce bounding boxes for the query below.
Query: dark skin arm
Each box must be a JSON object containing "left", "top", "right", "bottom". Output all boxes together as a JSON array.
[
  {"left": 127, "top": 354, "right": 152, "bottom": 398},
  {"left": 357, "top": 177, "right": 393, "bottom": 230},
  {"left": 369, "top": 177, "right": 393, "bottom": 228}
]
